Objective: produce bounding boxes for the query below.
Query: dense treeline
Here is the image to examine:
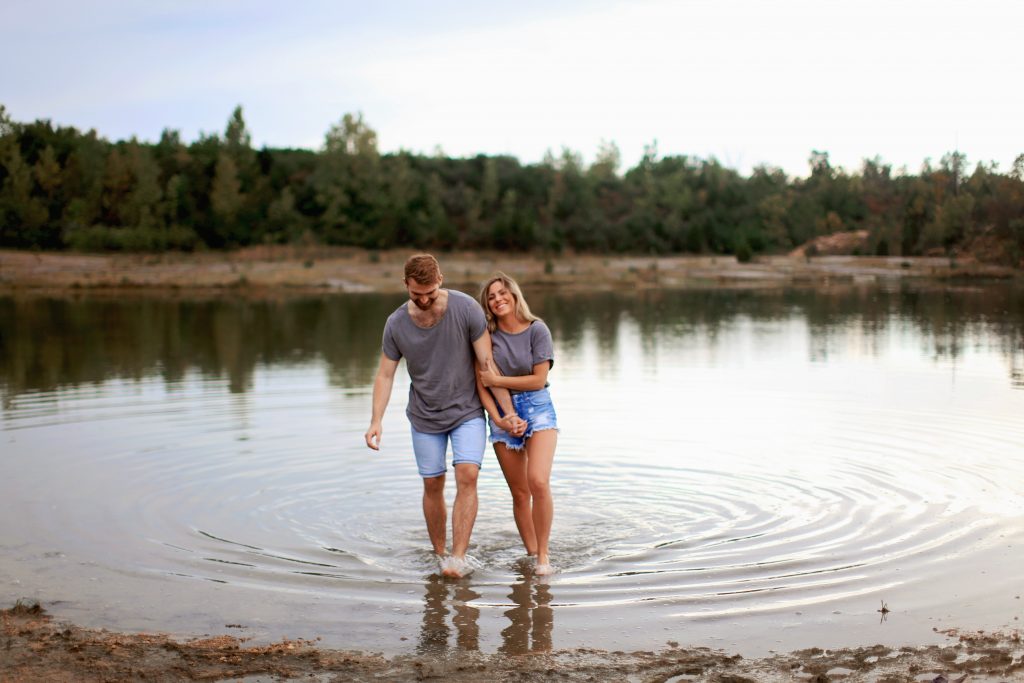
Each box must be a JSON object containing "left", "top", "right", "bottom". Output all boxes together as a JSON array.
[{"left": 1, "top": 104, "right": 1022, "bottom": 262}]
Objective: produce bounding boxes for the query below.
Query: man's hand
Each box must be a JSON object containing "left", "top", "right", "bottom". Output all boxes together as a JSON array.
[{"left": 365, "top": 421, "right": 383, "bottom": 450}]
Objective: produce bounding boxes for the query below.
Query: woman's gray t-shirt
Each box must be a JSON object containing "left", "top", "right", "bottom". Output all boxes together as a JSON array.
[
  {"left": 382, "top": 290, "right": 486, "bottom": 433},
  {"left": 491, "top": 320, "right": 554, "bottom": 383}
]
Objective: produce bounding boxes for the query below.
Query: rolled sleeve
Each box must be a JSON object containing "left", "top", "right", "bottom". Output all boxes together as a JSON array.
[
  {"left": 531, "top": 321, "right": 554, "bottom": 368},
  {"left": 468, "top": 302, "right": 487, "bottom": 343}
]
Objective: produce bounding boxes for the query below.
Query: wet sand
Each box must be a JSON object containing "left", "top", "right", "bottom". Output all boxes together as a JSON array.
[
  {"left": 0, "top": 246, "right": 1018, "bottom": 296},
  {"left": 3, "top": 602, "right": 1022, "bottom": 682}
]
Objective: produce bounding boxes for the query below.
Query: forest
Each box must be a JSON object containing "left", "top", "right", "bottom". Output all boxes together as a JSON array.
[{"left": 1, "top": 105, "right": 1022, "bottom": 263}]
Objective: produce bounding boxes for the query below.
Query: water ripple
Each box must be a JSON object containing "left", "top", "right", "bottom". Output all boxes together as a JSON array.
[{"left": 3, "top": 310, "right": 1024, "bottom": 655}]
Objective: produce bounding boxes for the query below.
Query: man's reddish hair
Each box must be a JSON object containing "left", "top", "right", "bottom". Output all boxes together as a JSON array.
[{"left": 404, "top": 254, "right": 442, "bottom": 285}]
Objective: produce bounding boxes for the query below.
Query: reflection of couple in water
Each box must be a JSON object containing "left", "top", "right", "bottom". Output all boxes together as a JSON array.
[
  {"left": 365, "top": 254, "right": 558, "bottom": 578},
  {"left": 418, "top": 573, "right": 553, "bottom": 656}
]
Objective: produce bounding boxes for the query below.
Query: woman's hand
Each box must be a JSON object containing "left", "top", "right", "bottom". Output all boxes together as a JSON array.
[
  {"left": 500, "top": 414, "right": 527, "bottom": 437},
  {"left": 478, "top": 362, "right": 502, "bottom": 388}
]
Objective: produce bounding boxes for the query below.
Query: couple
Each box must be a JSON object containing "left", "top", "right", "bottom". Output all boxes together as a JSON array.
[{"left": 364, "top": 254, "right": 558, "bottom": 579}]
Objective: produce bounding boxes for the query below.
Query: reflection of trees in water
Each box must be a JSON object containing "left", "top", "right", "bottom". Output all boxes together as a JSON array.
[
  {"left": 417, "top": 577, "right": 480, "bottom": 656},
  {"left": 0, "top": 294, "right": 403, "bottom": 402},
  {"left": 499, "top": 576, "right": 553, "bottom": 655},
  {"left": 536, "top": 284, "right": 1024, "bottom": 386},
  {"left": 1, "top": 284, "right": 1021, "bottom": 403}
]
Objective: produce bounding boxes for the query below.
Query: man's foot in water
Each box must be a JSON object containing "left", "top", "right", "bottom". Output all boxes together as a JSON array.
[{"left": 440, "top": 555, "right": 473, "bottom": 578}]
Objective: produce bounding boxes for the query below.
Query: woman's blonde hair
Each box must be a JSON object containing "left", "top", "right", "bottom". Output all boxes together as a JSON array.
[{"left": 478, "top": 272, "right": 540, "bottom": 332}]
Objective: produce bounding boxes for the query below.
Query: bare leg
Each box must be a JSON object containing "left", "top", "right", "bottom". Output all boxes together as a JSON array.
[
  {"left": 450, "top": 463, "right": 479, "bottom": 560},
  {"left": 422, "top": 474, "right": 447, "bottom": 556},
  {"left": 525, "top": 430, "right": 556, "bottom": 568},
  {"left": 494, "top": 443, "right": 537, "bottom": 556}
]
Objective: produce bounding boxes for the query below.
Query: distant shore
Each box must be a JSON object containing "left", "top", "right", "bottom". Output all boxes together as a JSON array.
[{"left": 0, "top": 247, "right": 1019, "bottom": 297}]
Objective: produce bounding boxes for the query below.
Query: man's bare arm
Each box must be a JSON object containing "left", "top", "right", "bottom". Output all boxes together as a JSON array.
[
  {"left": 471, "top": 331, "right": 525, "bottom": 435},
  {"left": 476, "top": 360, "right": 519, "bottom": 433},
  {"left": 365, "top": 353, "right": 400, "bottom": 450}
]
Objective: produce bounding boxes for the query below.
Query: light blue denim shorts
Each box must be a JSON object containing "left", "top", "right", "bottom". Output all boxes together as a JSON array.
[
  {"left": 488, "top": 388, "right": 559, "bottom": 451},
  {"left": 410, "top": 416, "right": 486, "bottom": 478}
]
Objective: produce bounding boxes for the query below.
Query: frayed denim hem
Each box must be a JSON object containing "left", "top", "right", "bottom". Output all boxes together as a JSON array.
[
  {"left": 490, "top": 426, "right": 559, "bottom": 452},
  {"left": 490, "top": 437, "right": 525, "bottom": 451}
]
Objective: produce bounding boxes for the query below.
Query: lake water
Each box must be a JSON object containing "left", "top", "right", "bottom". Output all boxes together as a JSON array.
[{"left": 1, "top": 283, "right": 1023, "bottom": 657}]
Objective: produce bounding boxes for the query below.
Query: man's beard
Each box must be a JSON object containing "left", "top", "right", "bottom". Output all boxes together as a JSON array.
[{"left": 413, "top": 298, "right": 436, "bottom": 311}]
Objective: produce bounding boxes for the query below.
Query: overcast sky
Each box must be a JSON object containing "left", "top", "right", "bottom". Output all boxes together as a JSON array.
[{"left": 2, "top": 0, "right": 1021, "bottom": 177}]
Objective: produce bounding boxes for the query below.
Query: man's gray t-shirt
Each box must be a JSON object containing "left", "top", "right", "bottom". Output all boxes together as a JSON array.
[
  {"left": 491, "top": 320, "right": 554, "bottom": 385},
  {"left": 382, "top": 290, "right": 486, "bottom": 433}
]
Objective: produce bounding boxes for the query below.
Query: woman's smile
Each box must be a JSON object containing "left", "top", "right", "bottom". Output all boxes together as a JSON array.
[{"left": 488, "top": 285, "right": 513, "bottom": 317}]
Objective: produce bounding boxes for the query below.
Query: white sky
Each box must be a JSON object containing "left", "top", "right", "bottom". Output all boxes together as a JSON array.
[{"left": 2, "top": 0, "right": 1022, "bottom": 177}]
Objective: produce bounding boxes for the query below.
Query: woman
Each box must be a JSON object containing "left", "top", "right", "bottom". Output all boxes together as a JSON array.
[{"left": 476, "top": 273, "right": 558, "bottom": 575}]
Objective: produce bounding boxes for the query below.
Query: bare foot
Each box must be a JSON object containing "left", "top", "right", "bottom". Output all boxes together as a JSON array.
[
  {"left": 440, "top": 555, "right": 473, "bottom": 579},
  {"left": 534, "top": 561, "right": 554, "bottom": 576}
]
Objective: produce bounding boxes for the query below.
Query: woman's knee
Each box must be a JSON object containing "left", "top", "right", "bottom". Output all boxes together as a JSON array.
[
  {"left": 527, "top": 476, "right": 550, "bottom": 498},
  {"left": 509, "top": 486, "right": 531, "bottom": 506}
]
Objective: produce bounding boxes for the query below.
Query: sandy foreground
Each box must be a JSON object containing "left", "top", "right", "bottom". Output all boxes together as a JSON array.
[
  {"left": 1, "top": 602, "right": 1021, "bottom": 682},
  {"left": 0, "top": 246, "right": 1019, "bottom": 296}
]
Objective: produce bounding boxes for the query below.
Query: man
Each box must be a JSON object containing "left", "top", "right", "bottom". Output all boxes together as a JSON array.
[{"left": 365, "top": 254, "right": 523, "bottom": 578}]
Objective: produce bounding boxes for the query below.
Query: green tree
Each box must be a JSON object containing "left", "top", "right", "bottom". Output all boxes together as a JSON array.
[
  {"left": 62, "top": 130, "right": 107, "bottom": 236},
  {"left": 0, "top": 147, "right": 49, "bottom": 246},
  {"left": 33, "top": 145, "right": 63, "bottom": 239},
  {"left": 210, "top": 151, "right": 243, "bottom": 245},
  {"left": 920, "top": 194, "right": 975, "bottom": 252},
  {"left": 265, "top": 186, "right": 307, "bottom": 243},
  {"left": 417, "top": 172, "right": 456, "bottom": 248},
  {"left": 479, "top": 156, "right": 500, "bottom": 222},
  {"left": 0, "top": 105, "right": 13, "bottom": 138},
  {"left": 859, "top": 157, "right": 901, "bottom": 255},
  {"left": 123, "top": 142, "right": 163, "bottom": 231},
  {"left": 313, "top": 112, "right": 382, "bottom": 246},
  {"left": 492, "top": 189, "right": 534, "bottom": 250},
  {"left": 589, "top": 139, "right": 621, "bottom": 181}
]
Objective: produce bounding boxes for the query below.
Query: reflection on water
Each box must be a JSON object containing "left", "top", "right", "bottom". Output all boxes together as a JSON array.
[
  {"left": 499, "top": 572, "right": 553, "bottom": 656},
  {"left": 419, "top": 569, "right": 553, "bottom": 657},
  {"left": 419, "top": 577, "right": 481, "bottom": 655},
  {"left": 0, "top": 294, "right": 400, "bottom": 401},
  {"left": 2, "top": 284, "right": 1022, "bottom": 403},
  {"left": 1, "top": 282, "right": 1023, "bottom": 657}
]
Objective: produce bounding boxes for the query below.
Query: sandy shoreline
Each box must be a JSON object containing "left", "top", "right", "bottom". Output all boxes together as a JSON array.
[
  {"left": 1, "top": 602, "right": 1021, "bottom": 682},
  {"left": 0, "top": 247, "right": 1020, "bottom": 297}
]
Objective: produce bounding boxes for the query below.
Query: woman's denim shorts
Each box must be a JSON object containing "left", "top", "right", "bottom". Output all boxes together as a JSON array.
[{"left": 488, "top": 388, "right": 559, "bottom": 451}]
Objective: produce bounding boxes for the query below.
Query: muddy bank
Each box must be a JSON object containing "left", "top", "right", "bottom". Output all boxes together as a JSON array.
[
  {"left": 0, "top": 247, "right": 1019, "bottom": 297},
  {"left": 2, "top": 603, "right": 1022, "bottom": 682}
]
